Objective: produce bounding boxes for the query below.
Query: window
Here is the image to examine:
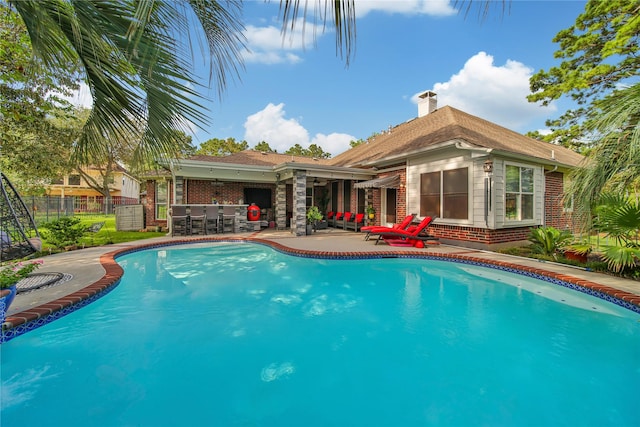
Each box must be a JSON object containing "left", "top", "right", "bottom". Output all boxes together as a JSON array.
[
  {"left": 331, "top": 182, "right": 338, "bottom": 212},
  {"left": 357, "top": 189, "right": 366, "bottom": 214},
  {"left": 343, "top": 180, "right": 352, "bottom": 212},
  {"left": 306, "top": 187, "right": 313, "bottom": 208},
  {"left": 156, "top": 181, "right": 167, "bottom": 220},
  {"left": 68, "top": 175, "right": 81, "bottom": 186},
  {"left": 505, "top": 165, "right": 534, "bottom": 221},
  {"left": 420, "top": 168, "right": 468, "bottom": 220},
  {"left": 51, "top": 177, "right": 64, "bottom": 185}
]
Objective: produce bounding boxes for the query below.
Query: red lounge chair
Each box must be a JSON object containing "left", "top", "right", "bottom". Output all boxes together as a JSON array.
[
  {"left": 369, "top": 216, "right": 438, "bottom": 245},
  {"left": 361, "top": 214, "right": 416, "bottom": 240}
]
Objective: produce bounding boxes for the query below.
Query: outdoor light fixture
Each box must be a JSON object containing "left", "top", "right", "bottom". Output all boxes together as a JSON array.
[{"left": 483, "top": 160, "right": 494, "bottom": 175}]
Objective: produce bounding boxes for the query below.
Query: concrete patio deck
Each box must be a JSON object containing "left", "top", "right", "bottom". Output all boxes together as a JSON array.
[{"left": 3, "top": 227, "right": 640, "bottom": 341}]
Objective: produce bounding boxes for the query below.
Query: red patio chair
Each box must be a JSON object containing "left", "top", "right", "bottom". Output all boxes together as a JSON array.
[
  {"left": 369, "top": 216, "right": 438, "bottom": 245},
  {"left": 346, "top": 213, "right": 365, "bottom": 232},
  {"left": 361, "top": 214, "right": 416, "bottom": 240}
]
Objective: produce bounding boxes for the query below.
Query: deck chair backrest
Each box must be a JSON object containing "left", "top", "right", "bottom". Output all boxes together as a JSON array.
[
  {"left": 327, "top": 211, "right": 334, "bottom": 219},
  {"left": 354, "top": 213, "right": 364, "bottom": 223},
  {"left": 205, "top": 205, "right": 219, "bottom": 217},
  {"left": 190, "top": 205, "right": 205, "bottom": 217},
  {"left": 172, "top": 206, "right": 187, "bottom": 217},
  {"left": 343, "top": 212, "right": 353, "bottom": 222},
  {"left": 408, "top": 216, "right": 433, "bottom": 236},
  {"left": 335, "top": 212, "right": 343, "bottom": 220},
  {"left": 395, "top": 214, "right": 416, "bottom": 229}
]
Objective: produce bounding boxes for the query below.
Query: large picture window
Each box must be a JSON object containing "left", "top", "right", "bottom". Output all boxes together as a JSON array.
[
  {"left": 420, "top": 167, "right": 468, "bottom": 220},
  {"left": 156, "top": 181, "right": 167, "bottom": 220},
  {"left": 505, "top": 165, "right": 534, "bottom": 221}
]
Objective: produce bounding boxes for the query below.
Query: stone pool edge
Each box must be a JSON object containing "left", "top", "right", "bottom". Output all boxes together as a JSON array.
[{"left": 2, "top": 237, "right": 639, "bottom": 343}]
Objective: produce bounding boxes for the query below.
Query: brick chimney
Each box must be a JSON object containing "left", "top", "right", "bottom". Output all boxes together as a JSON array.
[{"left": 417, "top": 91, "right": 437, "bottom": 117}]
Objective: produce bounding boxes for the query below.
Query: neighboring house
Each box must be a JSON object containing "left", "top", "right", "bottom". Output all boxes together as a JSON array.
[
  {"left": 46, "top": 165, "right": 140, "bottom": 210},
  {"left": 144, "top": 91, "right": 584, "bottom": 249}
]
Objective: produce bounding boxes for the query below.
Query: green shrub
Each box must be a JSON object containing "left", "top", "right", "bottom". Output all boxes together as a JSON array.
[
  {"left": 41, "top": 217, "right": 88, "bottom": 249},
  {"left": 528, "top": 226, "right": 573, "bottom": 259},
  {"left": 594, "top": 194, "right": 640, "bottom": 273}
]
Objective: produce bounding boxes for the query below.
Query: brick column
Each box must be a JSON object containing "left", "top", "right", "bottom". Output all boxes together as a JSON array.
[
  {"left": 276, "top": 181, "right": 287, "bottom": 230},
  {"left": 292, "top": 170, "right": 307, "bottom": 236}
]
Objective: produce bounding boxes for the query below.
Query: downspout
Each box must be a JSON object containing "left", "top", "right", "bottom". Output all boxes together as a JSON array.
[{"left": 482, "top": 158, "right": 494, "bottom": 228}]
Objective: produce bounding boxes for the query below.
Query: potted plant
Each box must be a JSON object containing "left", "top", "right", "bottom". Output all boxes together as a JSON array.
[
  {"left": 365, "top": 205, "right": 375, "bottom": 220},
  {"left": 562, "top": 241, "right": 593, "bottom": 264},
  {"left": 306, "top": 206, "right": 323, "bottom": 234}
]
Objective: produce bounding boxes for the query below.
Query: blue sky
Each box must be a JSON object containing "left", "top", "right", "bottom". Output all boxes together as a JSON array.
[{"left": 74, "top": 0, "right": 587, "bottom": 157}]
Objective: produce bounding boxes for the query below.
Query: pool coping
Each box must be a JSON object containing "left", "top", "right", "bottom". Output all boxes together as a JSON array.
[{"left": 2, "top": 236, "right": 640, "bottom": 343}]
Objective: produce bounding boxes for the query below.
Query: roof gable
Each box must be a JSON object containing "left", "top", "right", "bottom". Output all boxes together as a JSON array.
[{"left": 329, "top": 106, "right": 584, "bottom": 168}]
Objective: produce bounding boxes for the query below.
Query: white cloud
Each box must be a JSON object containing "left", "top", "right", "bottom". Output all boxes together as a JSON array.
[
  {"left": 243, "top": 103, "right": 355, "bottom": 156},
  {"left": 355, "top": 0, "right": 456, "bottom": 17},
  {"left": 243, "top": 2, "right": 456, "bottom": 65},
  {"left": 412, "top": 51, "right": 556, "bottom": 130},
  {"left": 243, "top": 19, "right": 326, "bottom": 65},
  {"left": 59, "top": 82, "right": 93, "bottom": 108}
]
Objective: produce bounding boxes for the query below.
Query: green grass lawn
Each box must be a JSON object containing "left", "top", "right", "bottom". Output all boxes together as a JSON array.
[{"left": 37, "top": 214, "right": 165, "bottom": 253}]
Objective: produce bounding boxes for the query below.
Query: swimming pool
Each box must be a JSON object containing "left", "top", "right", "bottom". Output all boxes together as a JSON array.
[{"left": 2, "top": 242, "right": 639, "bottom": 426}]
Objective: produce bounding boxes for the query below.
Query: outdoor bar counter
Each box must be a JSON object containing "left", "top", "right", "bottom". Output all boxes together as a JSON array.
[{"left": 170, "top": 204, "right": 249, "bottom": 234}]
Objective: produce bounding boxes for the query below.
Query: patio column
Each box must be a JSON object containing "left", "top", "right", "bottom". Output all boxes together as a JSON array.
[
  {"left": 292, "top": 170, "right": 307, "bottom": 236},
  {"left": 175, "top": 176, "right": 184, "bottom": 204},
  {"left": 275, "top": 181, "right": 287, "bottom": 230},
  {"left": 365, "top": 189, "right": 372, "bottom": 225}
]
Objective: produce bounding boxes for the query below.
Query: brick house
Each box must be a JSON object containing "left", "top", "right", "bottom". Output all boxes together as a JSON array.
[{"left": 143, "top": 91, "right": 583, "bottom": 249}]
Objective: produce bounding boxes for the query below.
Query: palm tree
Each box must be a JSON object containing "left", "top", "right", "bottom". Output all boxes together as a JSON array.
[
  {"left": 568, "top": 83, "right": 640, "bottom": 230},
  {"left": 8, "top": 0, "right": 358, "bottom": 168},
  {"left": 10, "top": 0, "right": 245, "bottom": 167}
]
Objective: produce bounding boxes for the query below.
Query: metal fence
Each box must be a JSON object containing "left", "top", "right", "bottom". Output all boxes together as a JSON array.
[{"left": 22, "top": 195, "right": 139, "bottom": 225}]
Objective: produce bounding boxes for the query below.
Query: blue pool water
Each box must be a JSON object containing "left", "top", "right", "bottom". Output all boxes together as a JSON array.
[{"left": 1, "top": 242, "right": 639, "bottom": 426}]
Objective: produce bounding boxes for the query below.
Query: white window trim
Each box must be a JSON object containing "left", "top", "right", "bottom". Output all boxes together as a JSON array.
[
  {"left": 504, "top": 162, "right": 535, "bottom": 223},
  {"left": 156, "top": 181, "right": 168, "bottom": 220}
]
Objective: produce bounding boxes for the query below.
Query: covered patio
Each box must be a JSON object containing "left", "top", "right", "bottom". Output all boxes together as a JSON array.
[{"left": 156, "top": 152, "right": 375, "bottom": 236}]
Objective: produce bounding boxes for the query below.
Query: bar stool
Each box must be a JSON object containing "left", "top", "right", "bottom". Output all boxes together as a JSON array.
[
  {"left": 205, "top": 205, "right": 221, "bottom": 234},
  {"left": 222, "top": 206, "right": 236, "bottom": 233},
  {"left": 170, "top": 206, "right": 188, "bottom": 236},
  {"left": 189, "top": 206, "right": 206, "bottom": 235}
]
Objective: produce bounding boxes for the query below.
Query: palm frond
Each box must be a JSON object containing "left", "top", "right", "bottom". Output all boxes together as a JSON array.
[
  {"left": 279, "top": 0, "right": 356, "bottom": 66},
  {"left": 11, "top": 0, "right": 246, "bottom": 168},
  {"left": 569, "top": 83, "right": 640, "bottom": 223}
]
